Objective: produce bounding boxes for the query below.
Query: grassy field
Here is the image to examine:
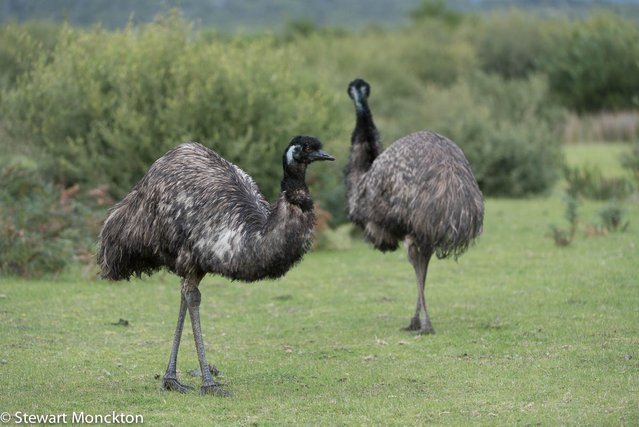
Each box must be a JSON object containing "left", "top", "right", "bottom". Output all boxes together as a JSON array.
[
  {"left": 563, "top": 142, "right": 633, "bottom": 178},
  {"left": 1, "top": 144, "right": 638, "bottom": 425}
]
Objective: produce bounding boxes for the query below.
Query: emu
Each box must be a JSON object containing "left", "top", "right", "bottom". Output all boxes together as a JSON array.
[
  {"left": 345, "top": 79, "right": 484, "bottom": 334},
  {"left": 97, "top": 136, "right": 334, "bottom": 395}
]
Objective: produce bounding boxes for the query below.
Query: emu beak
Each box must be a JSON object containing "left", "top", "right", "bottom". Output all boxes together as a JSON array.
[{"left": 309, "top": 150, "right": 335, "bottom": 162}]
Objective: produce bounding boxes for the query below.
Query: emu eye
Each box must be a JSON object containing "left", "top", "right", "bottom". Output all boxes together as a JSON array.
[{"left": 303, "top": 146, "right": 312, "bottom": 153}]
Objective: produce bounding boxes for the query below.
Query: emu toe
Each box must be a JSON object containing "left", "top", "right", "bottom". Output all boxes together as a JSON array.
[
  {"left": 403, "top": 316, "right": 422, "bottom": 331},
  {"left": 403, "top": 317, "right": 435, "bottom": 335},
  {"left": 161, "top": 377, "right": 194, "bottom": 393},
  {"left": 418, "top": 326, "right": 436, "bottom": 335},
  {"left": 200, "top": 383, "right": 231, "bottom": 397}
]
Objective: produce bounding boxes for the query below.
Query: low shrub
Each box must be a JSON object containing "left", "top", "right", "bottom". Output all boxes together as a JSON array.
[
  {"left": 598, "top": 202, "right": 629, "bottom": 233},
  {"left": 0, "top": 159, "right": 80, "bottom": 277},
  {"left": 564, "top": 164, "right": 634, "bottom": 200},
  {"left": 548, "top": 194, "right": 578, "bottom": 247},
  {"left": 621, "top": 142, "right": 639, "bottom": 183}
]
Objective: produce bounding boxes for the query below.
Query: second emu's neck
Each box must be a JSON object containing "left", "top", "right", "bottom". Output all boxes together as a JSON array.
[{"left": 345, "top": 98, "right": 382, "bottom": 198}]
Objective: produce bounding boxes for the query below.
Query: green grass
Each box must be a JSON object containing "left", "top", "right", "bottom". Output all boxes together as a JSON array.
[
  {"left": 563, "top": 142, "right": 633, "bottom": 178},
  {"left": 1, "top": 144, "right": 638, "bottom": 425}
]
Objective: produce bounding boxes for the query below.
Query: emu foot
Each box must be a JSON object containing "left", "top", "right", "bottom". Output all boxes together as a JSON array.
[
  {"left": 417, "top": 325, "right": 436, "bottom": 335},
  {"left": 200, "top": 383, "right": 231, "bottom": 397},
  {"left": 403, "top": 316, "right": 422, "bottom": 331},
  {"left": 161, "top": 377, "right": 194, "bottom": 393},
  {"left": 403, "top": 317, "right": 435, "bottom": 335}
]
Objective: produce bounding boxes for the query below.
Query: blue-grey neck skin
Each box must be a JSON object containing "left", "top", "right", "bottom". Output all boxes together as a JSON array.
[{"left": 350, "top": 85, "right": 366, "bottom": 114}]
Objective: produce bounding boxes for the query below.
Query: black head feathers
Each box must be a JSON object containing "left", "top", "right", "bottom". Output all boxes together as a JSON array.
[
  {"left": 348, "top": 78, "right": 371, "bottom": 101},
  {"left": 284, "top": 136, "right": 335, "bottom": 166}
]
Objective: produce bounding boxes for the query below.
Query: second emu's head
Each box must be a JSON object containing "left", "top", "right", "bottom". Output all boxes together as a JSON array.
[{"left": 348, "top": 79, "right": 371, "bottom": 111}]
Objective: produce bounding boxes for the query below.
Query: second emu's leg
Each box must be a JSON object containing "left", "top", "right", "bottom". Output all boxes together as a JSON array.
[
  {"left": 183, "top": 274, "right": 230, "bottom": 396},
  {"left": 161, "top": 291, "right": 193, "bottom": 393},
  {"left": 405, "top": 239, "right": 435, "bottom": 334}
]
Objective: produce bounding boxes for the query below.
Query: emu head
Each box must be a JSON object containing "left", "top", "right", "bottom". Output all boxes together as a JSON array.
[
  {"left": 283, "top": 136, "right": 335, "bottom": 169},
  {"left": 347, "top": 78, "right": 371, "bottom": 110}
]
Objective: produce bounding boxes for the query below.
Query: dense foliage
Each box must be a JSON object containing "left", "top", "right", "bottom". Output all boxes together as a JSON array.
[
  {"left": 542, "top": 12, "right": 639, "bottom": 112},
  {"left": 0, "top": 5, "right": 637, "bottom": 276},
  {"left": 621, "top": 142, "right": 639, "bottom": 184},
  {"left": 0, "top": 159, "right": 82, "bottom": 277},
  {"left": 2, "top": 16, "right": 342, "bottom": 200}
]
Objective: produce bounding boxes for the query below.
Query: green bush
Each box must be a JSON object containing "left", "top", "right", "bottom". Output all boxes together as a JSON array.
[
  {"left": 0, "top": 21, "right": 61, "bottom": 92},
  {"left": 548, "top": 194, "right": 578, "bottom": 247},
  {"left": 291, "top": 16, "right": 475, "bottom": 96},
  {"left": 475, "top": 10, "right": 551, "bottom": 79},
  {"left": 542, "top": 12, "right": 639, "bottom": 112},
  {"left": 414, "top": 73, "right": 563, "bottom": 197},
  {"left": 2, "top": 13, "right": 342, "bottom": 202},
  {"left": 621, "top": 142, "right": 639, "bottom": 183},
  {"left": 0, "top": 159, "right": 78, "bottom": 277},
  {"left": 598, "top": 202, "right": 629, "bottom": 233},
  {"left": 403, "top": 21, "right": 476, "bottom": 87},
  {"left": 409, "top": 0, "right": 464, "bottom": 27},
  {"left": 564, "top": 164, "right": 634, "bottom": 200}
]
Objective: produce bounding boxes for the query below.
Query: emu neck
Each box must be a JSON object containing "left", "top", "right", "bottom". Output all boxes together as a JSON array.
[
  {"left": 354, "top": 97, "right": 378, "bottom": 139},
  {"left": 350, "top": 98, "right": 381, "bottom": 168},
  {"left": 346, "top": 99, "right": 382, "bottom": 200},
  {"left": 281, "top": 163, "right": 313, "bottom": 212}
]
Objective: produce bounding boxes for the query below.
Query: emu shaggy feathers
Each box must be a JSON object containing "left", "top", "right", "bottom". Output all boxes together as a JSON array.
[
  {"left": 97, "top": 136, "right": 331, "bottom": 395},
  {"left": 97, "top": 142, "right": 315, "bottom": 281},
  {"left": 347, "top": 131, "right": 484, "bottom": 258},
  {"left": 345, "top": 78, "right": 483, "bottom": 334}
]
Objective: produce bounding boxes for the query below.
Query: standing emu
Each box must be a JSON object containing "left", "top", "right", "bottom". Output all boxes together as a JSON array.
[
  {"left": 97, "top": 136, "right": 334, "bottom": 395},
  {"left": 345, "top": 79, "right": 484, "bottom": 334}
]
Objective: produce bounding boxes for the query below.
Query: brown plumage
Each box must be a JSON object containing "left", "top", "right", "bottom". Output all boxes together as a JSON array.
[
  {"left": 345, "top": 79, "right": 484, "bottom": 334},
  {"left": 97, "top": 136, "right": 334, "bottom": 395}
]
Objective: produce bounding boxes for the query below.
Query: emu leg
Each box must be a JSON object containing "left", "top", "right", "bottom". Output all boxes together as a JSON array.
[
  {"left": 416, "top": 250, "right": 435, "bottom": 334},
  {"left": 161, "top": 292, "right": 193, "bottom": 393},
  {"left": 183, "top": 284, "right": 230, "bottom": 397},
  {"left": 404, "top": 241, "right": 435, "bottom": 334},
  {"left": 404, "top": 241, "right": 423, "bottom": 331}
]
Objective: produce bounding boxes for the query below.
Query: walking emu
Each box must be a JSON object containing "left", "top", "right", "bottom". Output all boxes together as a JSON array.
[
  {"left": 345, "top": 79, "right": 484, "bottom": 334},
  {"left": 97, "top": 136, "right": 334, "bottom": 395}
]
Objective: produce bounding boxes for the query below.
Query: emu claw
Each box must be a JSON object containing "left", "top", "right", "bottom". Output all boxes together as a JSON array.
[
  {"left": 403, "top": 317, "right": 435, "bottom": 335},
  {"left": 403, "top": 317, "right": 422, "bottom": 331},
  {"left": 161, "top": 377, "right": 194, "bottom": 393},
  {"left": 200, "top": 383, "right": 231, "bottom": 397}
]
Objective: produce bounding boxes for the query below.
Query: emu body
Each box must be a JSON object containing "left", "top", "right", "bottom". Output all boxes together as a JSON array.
[
  {"left": 97, "top": 137, "right": 333, "bottom": 395},
  {"left": 345, "top": 79, "right": 484, "bottom": 334}
]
